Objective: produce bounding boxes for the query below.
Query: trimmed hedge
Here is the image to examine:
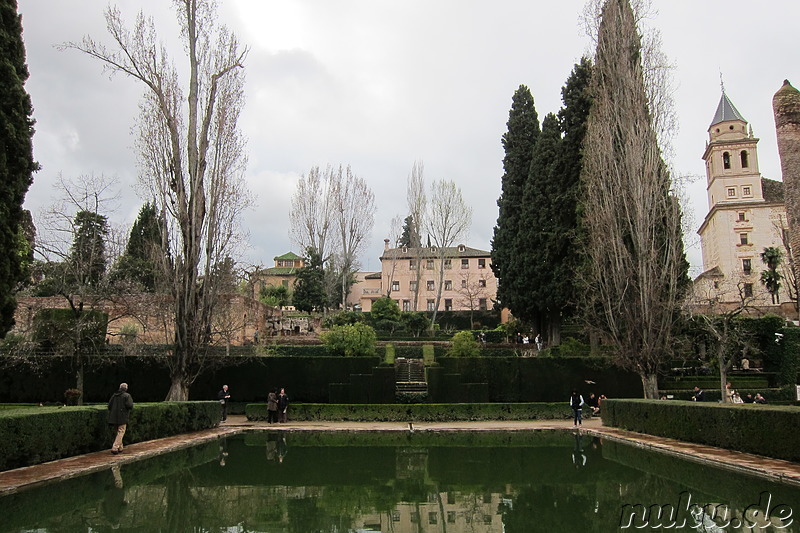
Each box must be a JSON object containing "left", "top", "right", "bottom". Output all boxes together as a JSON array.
[
  {"left": 0, "top": 401, "right": 221, "bottom": 471},
  {"left": 245, "top": 402, "right": 592, "bottom": 422},
  {"left": 601, "top": 399, "right": 800, "bottom": 462}
]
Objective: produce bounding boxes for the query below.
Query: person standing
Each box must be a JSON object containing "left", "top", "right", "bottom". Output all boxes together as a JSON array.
[
  {"left": 691, "top": 386, "right": 705, "bottom": 401},
  {"left": 278, "top": 387, "right": 289, "bottom": 423},
  {"left": 267, "top": 388, "right": 279, "bottom": 424},
  {"left": 108, "top": 383, "right": 133, "bottom": 455},
  {"left": 569, "top": 390, "right": 584, "bottom": 427},
  {"left": 218, "top": 385, "right": 231, "bottom": 422},
  {"left": 535, "top": 334, "right": 543, "bottom": 351}
]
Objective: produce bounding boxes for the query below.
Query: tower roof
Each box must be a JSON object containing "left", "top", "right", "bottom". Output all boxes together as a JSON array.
[{"left": 710, "top": 92, "right": 747, "bottom": 127}]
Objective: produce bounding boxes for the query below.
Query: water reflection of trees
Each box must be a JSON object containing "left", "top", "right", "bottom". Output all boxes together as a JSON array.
[{"left": 2, "top": 433, "right": 798, "bottom": 532}]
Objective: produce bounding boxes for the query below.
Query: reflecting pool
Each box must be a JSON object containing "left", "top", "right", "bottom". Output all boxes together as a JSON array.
[{"left": 0, "top": 430, "right": 797, "bottom": 532}]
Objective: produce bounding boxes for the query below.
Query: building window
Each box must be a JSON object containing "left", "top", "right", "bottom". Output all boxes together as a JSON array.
[
  {"left": 741, "top": 150, "right": 749, "bottom": 168},
  {"left": 478, "top": 279, "right": 487, "bottom": 288},
  {"left": 740, "top": 233, "right": 749, "bottom": 245},
  {"left": 447, "top": 511, "right": 456, "bottom": 523},
  {"left": 392, "top": 511, "right": 401, "bottom": 522},
  {"left": 427, "top": 299, "right": 436, "bottom": 311},
  {"left": 743, "top": 283, "right": 754, "bottom": 298},
  {"left": 479, "top": 298, "right": 487, "bottom": 311},
  {"left": 484, "top": 514, "right": 493, "bottom": 525},
  {"left": 444, "top": 280, "right": 452, "bottom": 290},
  {"left": 742, "top": 186, "right": 751, "bottom": 196},
  {"left": 402, "top": 300, "right": 411, "bottom": 311},
  {"left": 392, "top": 281, "right": 400, "bottom": 291},
  {"left": 478, "top": 258, "right": 486, "bottom": 269},
  {"left": 727, "top": 187, "right": 736, "bottom": 197},
  {"left": 738, "top": 212, "right": 746, "bottom": 222},
  {"left": 444, "top": 259, "right": 452, "bottom": 269},
  {"left": 461, "top": 279, "right": 467, "bottom": 289},
  {"left": 713, "top": 281, "right": 720, "bottom": 289},
  {"left": 461, "top": 259, "right": 469, "bottom": 269},
  {"left": 426, "top": 259, "right": 434, "bottom": 270},
  {"left": 427, "top": 280, "right": 435, "bottom": 291},
  {"left": 409, "top": 260, "right": 417, "bottom": 270},
  {"left": 410, "top": 281, "right": 418, "bottom": 292},
  {"left": 411, "top": 512, "right": 420, "bottom": 523},
  {"left": 742, "top": 258, "right": 752, "bottom": 275},
  {"left": 723, "top": 151, "right": 731, "bottom": 169},
  {"left": 429, "top": 512, "right": 438, "bottom": 525},
  {"left": 445, "top": 299, "right": 453, "bottom": 311}
]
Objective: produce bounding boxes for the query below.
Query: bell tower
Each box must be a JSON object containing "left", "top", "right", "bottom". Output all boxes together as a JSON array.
[{"left": 702, "top": 91, "right": 763, "bottom": 209}]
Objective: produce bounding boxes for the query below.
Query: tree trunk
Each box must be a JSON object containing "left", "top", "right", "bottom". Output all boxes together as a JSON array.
[
  {"left": 548, "top": 309, "right": 562, "bottom": 346},
  {"left": 719, "top": 350, "right": 729, "bottom": 404},
  {"left": 165, "top": 376, "right": 190, "bottom": 401},
  {"left": 76, "top": 355, "right": 85, "bottom": 406},
  {"left": 640, "top": 373, "right": 659, "bottom": 399}
]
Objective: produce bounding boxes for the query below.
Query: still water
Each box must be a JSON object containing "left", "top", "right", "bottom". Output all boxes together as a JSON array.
[{"left": 0, "top": 430, "right": 796, "bottom": 532}]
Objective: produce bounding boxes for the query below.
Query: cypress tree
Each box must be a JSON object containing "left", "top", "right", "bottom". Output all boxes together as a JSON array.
[
  {"left": 491, "top": 85, "right": 539, "bottom": 318},
  {"left": 0, "top": 0, "right": 37, "bottom": 336},
  {"left": 111, "top": 202, "right": 166, "bottom": 291}
]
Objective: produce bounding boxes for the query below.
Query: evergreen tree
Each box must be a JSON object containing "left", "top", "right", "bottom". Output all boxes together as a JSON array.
[
  {"left": 491, "top": 85, "right": 539, "bottom": 317},
  {"left": 0, "top": 0, "right": 37, "bottom": 336},
  {"left": 111, "top": 202, "right": 166, "bottom": 291},
  {"left": 293, "top": 247, "right": 328, "bottom": 313},
  {"left": 69, "top": 210, "right": 108, "bottom": 288},
  {"left": 519, "top": 113, "right": 562, "bottom": 325},
  {"left": 524, "top": 59, "right": 593, "bottom": 343},
  {"left": 398, "top": 215, "right": 415, "bottom": 247}
]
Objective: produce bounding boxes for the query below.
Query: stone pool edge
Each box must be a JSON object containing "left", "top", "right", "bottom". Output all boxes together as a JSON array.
[{"left": 1, "top": 417, "right": 799, "bottom": 496}]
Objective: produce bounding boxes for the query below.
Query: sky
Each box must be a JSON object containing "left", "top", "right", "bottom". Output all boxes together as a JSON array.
[{"left": 15, "top": 0, "right": 800, "bottom": 278}]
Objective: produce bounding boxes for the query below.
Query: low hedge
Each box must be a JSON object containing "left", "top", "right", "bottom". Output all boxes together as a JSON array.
[
  {"left": 601, "top": 399, "right": 800, "bottom": 462},
  {"left": 245, "top": 402, "right": 592, "bottom": 422},
  {"left": 0, "top": 401, "right": 221, "bottom": 471}
]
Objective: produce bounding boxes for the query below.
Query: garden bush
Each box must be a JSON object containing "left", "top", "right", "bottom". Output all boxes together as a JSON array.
[
  {"left": 0, "top": 401, "right": 220, "bottom": 471},
  {"left": 246, "top": 402, "right": 590, "bottom": 422},
  {"left": 601, "top": 399, "right": 800, "bottom": 462},
  {"left": 320, "top": 323, "right": 377, "bottom": 356},
  {"left": 447, "top": 331, "right": 480, "bottom": 357}
]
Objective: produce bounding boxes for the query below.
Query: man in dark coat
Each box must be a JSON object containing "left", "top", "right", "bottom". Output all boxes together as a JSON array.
[
  {"left": 108, "top": 383, "right": 133, "bottom": 454},
  {"left": 218, "top": 384, "right": 231, "bottom": 421}
]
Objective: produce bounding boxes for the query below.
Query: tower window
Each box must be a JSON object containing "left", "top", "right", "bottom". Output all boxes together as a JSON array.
[
  {"left": 727, "top": 187, "right": 736, "bottom": 197},
  {"left": 742, "top": 258, "right": 752, "bottom": 275},
  {"left": 742, "top": 186, "right": 751, "bottom": 196},
  {"left": 740, "top": 150, "right": 749, "bottom": 168},
  {"left": 740, "top": 233, "right": 749, "bottom": 245},
  {"left": 738, "top": 212, "right": 746, "bottom": 222},
  {"left": 723, "top": 152, "right": 731, "bottom": 169}
]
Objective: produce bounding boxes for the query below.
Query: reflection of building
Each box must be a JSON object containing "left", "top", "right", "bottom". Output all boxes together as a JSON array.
[
  {"left": 349, "top": 241, "right": 498, "bottom": 313},
  {"left": 694, "top": 90, "right": 793, "bottom": 313},
  {"left": 361, "top": 492, "right": 505, "bottom": 533}
]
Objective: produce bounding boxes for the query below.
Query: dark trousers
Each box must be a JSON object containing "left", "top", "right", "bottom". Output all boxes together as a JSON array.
[
  {"left": 268, "top": 409, "right": 278, "bottom": 423},
  {"left": 221, "top": 403, "right": 228, "bottom": 421},
  {"left": 572, "top": 407, "right": 582, "bottom": 425}
]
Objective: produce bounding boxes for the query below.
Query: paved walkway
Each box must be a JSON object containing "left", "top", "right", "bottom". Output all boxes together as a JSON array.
[{"left": 1, "top": 416, "right": 798, "bottom": 496}]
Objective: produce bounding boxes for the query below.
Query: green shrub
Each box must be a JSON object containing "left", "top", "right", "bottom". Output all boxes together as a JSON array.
[
  {"left": 384, "top": 343, "right": 396, "bottom": 365},
  {"left": 0, "top": 401, "right": 220, "bottom": 471},
  {"left": 246, "top": 402, "right": 589, "bottom": 422},
  {"left": 550, "top": 337, "right": 591, "bottom": 357},
  {"left": 601, "top": 399, "right": 800, "bottom": 462},
  {"left": 321, "top": 323, "right": 377, "bottom": 357},
  {"left": 447, "top": 331, "right": 480, "bottom": 357}
]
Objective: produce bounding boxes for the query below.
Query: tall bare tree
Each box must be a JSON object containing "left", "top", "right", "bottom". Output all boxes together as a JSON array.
[
  {"left": 64, "top": 0, "right": 250, "bottom": 400},
  {"left": 289, "top": 165, "right": 336, "bottom": 265},
  {"left": 426, "top": 179, "right": 472, "bottom": 328},
  {"left": 580, "top": 0, "right": 688, "bottom": 398},
  {"left": 406, "top": 161, "right": 426, "bottom": 310},
  {"left": 331, "top": 165, "right": 375, "bottom": 309}
]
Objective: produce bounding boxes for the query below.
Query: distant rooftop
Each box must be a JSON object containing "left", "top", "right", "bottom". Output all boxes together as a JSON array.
[
  {"left": 710, "top": 92, "right": 747, "bottom": 127},
  {"left": 274, "top": 252, "right": 302, "bottom": 261}
]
